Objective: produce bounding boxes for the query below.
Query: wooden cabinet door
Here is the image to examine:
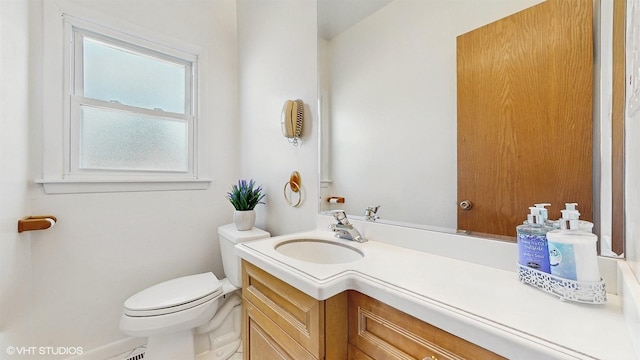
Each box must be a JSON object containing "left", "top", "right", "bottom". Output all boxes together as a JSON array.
[
  {"left": 457, "top": 0, "right": 593, "bottom": 236},
  {"left": 244, "top": 300, "right": 316, "bottom": 360},
  {"left": 348, "top": 291, "right": 505, "bottom": 360},
  {"left": 247, "top": 317, "right": 293, "bottom": 360},
  {"left": 242, "top": 261, "right": 324, "bottom": 358}
]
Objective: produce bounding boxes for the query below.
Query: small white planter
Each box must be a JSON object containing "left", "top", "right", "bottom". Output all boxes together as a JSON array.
[{"left": 234, "top": 210, "right": 256, "bottom": 231}]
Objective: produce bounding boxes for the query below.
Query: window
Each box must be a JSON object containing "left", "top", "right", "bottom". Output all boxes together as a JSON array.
[
  {"left": 70, "top": 24, "right": 196, "bottom": 176},
  {"left": 37, "top": 15, "right": 210, "bottom": 193}
]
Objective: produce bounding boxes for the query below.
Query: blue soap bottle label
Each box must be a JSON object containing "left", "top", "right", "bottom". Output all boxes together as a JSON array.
[
  {"left": 548, "top": 242, "right": 577, "bottom": 280},
  {"left": 517, "top": 231, "right": 551, "bottom": 273}
]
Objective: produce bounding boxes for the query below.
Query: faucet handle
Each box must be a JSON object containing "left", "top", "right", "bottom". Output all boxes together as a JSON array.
[
  {"left": 366, "top": 205, "right": 380, "bottom": 213},
  {"left": 364, "top": 205, "right": 381, "bottom": 221},
  {"left": 330, "top": 210, "right": 350, "bottom": 225}
]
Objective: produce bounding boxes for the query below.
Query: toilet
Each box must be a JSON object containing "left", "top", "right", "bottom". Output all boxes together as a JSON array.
[{"left": 120, "top": 224, "right": 270, "bottom": 360}]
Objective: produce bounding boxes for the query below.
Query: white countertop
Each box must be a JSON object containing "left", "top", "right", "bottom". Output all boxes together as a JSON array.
[{"left": 236, "top": 230, "right": 637, "bottom": 360}]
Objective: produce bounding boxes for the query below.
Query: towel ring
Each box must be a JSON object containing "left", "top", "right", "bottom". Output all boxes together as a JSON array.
[{"left": 284, "top": 171, "right": 302, "bottom": 207}]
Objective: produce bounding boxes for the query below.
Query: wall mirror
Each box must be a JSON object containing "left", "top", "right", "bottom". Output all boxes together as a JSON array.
[{"left": 317, "top": 0, "right": 625, "bottom": 257}]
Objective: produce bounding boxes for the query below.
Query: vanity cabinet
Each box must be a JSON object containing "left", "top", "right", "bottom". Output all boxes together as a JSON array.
[
  {"left": 242, "top": 260, "right": 348, "bottom": 360},
  {"left": 347, "top": 291, "right": 505, "bottom": 360},
  {"left": 242, "top": 260, "right": 503, "bottom": 360}
]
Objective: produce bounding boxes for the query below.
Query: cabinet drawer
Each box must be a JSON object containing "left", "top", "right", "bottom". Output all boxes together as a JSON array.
[
  {"left": 244, "top": 299, "right": 317, "bottom": 360},
  {"left": 242, "top": 260, "right": 324, "bottom": 358},
  {"left": 348, "top": 291, "right": 505, "bottom": 360}
]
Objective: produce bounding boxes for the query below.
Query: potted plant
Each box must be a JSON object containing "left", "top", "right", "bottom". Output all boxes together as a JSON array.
[{"left": 226, "top": 179, "right": 266, "bottom": 230}]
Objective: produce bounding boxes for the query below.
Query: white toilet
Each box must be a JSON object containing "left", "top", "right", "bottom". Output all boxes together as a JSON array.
[{"left": 120, "top": 224, "right": 270, "bottom": 360}]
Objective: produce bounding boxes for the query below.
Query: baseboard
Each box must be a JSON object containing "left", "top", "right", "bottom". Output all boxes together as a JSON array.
[{"left": 64, "top": 337, "right": 145, "bottom": 360}]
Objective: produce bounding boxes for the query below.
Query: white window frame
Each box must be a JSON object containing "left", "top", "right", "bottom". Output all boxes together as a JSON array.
[{"left": 37, "top": 14, "right": 210, "bottom": 193}]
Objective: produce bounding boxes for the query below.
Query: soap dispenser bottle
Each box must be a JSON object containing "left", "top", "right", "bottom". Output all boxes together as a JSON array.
[
  {"left": 546, "top": 204, "right": 600, "bottom": 282},
  {"left": 517, "top": 206, "right": 554, "bottom": 273}
]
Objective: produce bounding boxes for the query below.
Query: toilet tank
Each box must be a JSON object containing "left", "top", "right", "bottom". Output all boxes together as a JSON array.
[{"left": 218, "top": 223, "right": 270, "bottom": 287}]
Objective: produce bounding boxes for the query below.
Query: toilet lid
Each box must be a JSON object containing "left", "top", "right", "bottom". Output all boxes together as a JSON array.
[{"left": 124, "top": 273, "right": 222, "bottom": 315}]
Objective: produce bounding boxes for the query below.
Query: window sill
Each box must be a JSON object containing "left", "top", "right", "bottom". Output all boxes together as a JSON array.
[{"left": 35, "top": 178, "right": 211, "bottom": 194}]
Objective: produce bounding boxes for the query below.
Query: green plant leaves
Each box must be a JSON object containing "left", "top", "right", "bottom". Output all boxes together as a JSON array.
[{"left": 226, "top": 179, "right": 266, "bottom": 211}]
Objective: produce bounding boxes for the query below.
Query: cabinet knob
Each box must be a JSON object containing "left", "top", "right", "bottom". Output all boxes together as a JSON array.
[{"left": 422, "top": 357, "right": 438, "bottom": 360}]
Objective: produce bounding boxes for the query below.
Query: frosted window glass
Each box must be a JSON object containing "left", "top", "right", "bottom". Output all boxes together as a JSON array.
[
  {"left": 83, "top": 37, "right": 187, "bottom": 114},
  {"left": 79, "top": 106, "right": 188, "bottom": 172}
]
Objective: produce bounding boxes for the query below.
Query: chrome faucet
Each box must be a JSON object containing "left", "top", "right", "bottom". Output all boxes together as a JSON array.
[
  {"left": 328, "top": 210, "right": 367, "bottom": 242},
  {"left": 364, "top": 205, "right": 381, "bottom": 222}
]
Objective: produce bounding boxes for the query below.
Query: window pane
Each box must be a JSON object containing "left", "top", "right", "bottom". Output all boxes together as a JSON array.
[
  {"left": 83, "top": 37, "right": 187, "bottom": 114},
  {"left": 79, "top": 106, "right": 188, "bottom": 172}
]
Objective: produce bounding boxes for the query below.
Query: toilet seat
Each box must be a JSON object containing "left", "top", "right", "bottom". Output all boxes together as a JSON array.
[{"left": 124, "top": 273, "right": 222, "bottom": 317}]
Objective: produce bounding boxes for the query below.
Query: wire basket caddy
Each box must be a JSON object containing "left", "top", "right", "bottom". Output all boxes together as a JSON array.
[{"left": 517, "top": 264, "right": 607, "bottom": 304}]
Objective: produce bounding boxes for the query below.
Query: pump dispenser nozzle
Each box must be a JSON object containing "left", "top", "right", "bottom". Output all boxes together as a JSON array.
[
  {"left": 559, "top": 209, "right": 581, "bottom": 230},
  {"left": 558, "top": 203, "right": 583, "bottom": 231},
  {"left": 534, "top": 203, "right": 551, "bottom": 222},
  {"left": 527, "top": 207, "right": 544, "bottom": 226},
  {"left": 564, "top": 203, "right": 578, "bottom": 211}
]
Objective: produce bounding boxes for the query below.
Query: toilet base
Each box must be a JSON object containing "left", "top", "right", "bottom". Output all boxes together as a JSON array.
[
  {"left": 195, "top": 292, "right": 242, "bottom": 360},
  {"left": 195, "top": 339, "right": 240, "bottom": 360},
  {"left": 146, "top": 329, "right": 195, "bottom": 360}
]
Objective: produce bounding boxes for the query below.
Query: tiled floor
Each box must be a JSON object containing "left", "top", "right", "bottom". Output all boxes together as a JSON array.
[
  {"left": 227, "top": 344, "right": 242, "bottom": 360},
  {"left": 110, "top": 344, "right": 242, "bottom": 360}
]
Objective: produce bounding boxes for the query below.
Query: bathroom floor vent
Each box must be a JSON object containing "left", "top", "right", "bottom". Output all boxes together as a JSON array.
[
  {"left": 124, "top": 352, "right": 144, "bottom": 360},
  {"left": 123, "top": 346, "right": 145, "bottom": 360}
]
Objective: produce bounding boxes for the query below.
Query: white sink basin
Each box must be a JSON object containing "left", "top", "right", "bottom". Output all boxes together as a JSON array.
[{"left": 274, "top": 239, "right": 364, "bottom": 264}]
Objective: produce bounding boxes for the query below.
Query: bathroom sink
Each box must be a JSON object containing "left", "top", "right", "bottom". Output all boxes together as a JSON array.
[{"left": 274, "top": 239, "right": 364, "bottom": 264}]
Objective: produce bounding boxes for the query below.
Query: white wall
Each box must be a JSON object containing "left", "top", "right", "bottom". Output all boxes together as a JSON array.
[
  {"left": 24, "top": 0, "right": 239, "bottom": 355},
  {"left": 236, "top": 0, "right": 318, "bottom": 236},
  {"left": 0, "top": 0, "right": 35, "bottom": 352},
  {"left": 623, "top": 3, "right": 640, "bottom": 352},
  {"left": 626, "top": 0, "right": 640, "bottom": 287},
  {"left": 320, "top": 0, "right": 542, "bottom": 228}
]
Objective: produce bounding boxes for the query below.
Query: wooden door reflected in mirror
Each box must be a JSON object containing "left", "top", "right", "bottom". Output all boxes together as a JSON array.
[{"left": 457, "top": 0, "right": 593, "bottom": 237}]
